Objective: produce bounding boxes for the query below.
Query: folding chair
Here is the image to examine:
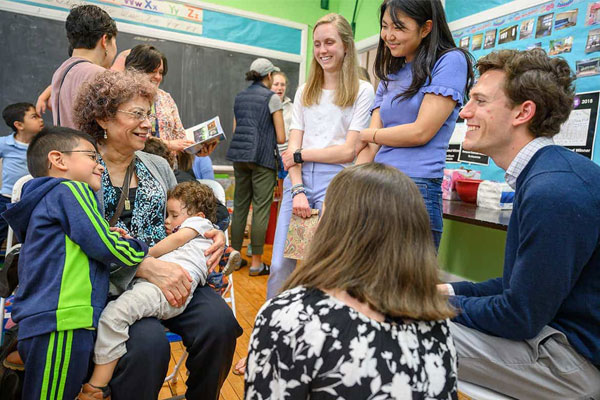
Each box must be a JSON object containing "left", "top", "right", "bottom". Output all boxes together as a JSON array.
[
  {"left": 1, "top": 175, "right": 32, "bottom": 346},
  {"left": 164, "top": 179, "right": 236, "bottom": 384}
]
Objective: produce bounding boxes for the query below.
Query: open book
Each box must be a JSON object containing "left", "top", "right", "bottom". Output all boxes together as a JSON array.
[{"left": 183, "top": 116, "right": 226, "bottom": 154}]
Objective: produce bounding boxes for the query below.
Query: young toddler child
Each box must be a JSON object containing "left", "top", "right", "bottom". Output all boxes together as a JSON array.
[
  {"left": 0, "top": 102, "right": 44, "bottom": 246},
  {"left": 79, "top": 181, "right": 221, "bottom": 398},
  {"left": 2, "top": 126, "right": 148, "bottom": 400}
]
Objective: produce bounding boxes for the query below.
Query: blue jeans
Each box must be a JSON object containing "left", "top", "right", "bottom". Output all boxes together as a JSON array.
[{"left": 411, "top": 177, "right": 443, "bottom": 250}]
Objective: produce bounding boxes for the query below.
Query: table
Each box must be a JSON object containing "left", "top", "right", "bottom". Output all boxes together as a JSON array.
[{"left": 443, "top": 200, "right": 511, "bottom": 231}]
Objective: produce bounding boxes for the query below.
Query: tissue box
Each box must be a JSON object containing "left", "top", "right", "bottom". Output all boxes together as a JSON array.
[
  {"left": 477, "top": 181, "right": 515, "bottom": 210},
  {"left": 442, "top": 168, "right": 481, "bottom": 200}
]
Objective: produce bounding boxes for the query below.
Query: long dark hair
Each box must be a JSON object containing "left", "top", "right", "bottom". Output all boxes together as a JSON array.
[
  {"left": 125, "top": 44, "right": 168, "bottom": 77},
  {"left": 374, "top": 0, "right": 474, "bottom": 102}
]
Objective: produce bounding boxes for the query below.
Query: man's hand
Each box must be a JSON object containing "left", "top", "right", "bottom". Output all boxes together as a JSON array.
[
  {"left": 204, "top": 229, "right": 225, "bottom": 273},
  {"left": 137, "top": 257, "right": 192, "bottom": 307},
  {"left": 437, "top": 283, "right": 450, "bottom": 296}
]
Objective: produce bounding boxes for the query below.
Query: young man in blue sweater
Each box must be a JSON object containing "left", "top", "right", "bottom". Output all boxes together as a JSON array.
[
  {"left": 2, "top": 127, "right": 148, "bottom": 400},
  {"left": 440, "top": 48, "right": 600, "bottom": 398}
]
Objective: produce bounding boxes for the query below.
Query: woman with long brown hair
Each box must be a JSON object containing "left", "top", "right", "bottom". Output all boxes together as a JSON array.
[{"left": 245, "top": 163, "right": 457, "bottom": 398}]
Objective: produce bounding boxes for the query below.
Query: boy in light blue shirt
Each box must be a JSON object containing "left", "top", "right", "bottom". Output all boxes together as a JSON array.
[{"left": 0, "top": 102, "right": 44, "bottom": 246}]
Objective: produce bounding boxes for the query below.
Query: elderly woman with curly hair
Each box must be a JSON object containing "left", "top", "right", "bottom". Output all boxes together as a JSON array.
[{"left": 73, "top": 70, "right": 242, "bottom": 400}]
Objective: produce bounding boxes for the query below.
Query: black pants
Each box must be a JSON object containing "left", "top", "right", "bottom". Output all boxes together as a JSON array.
[{"left": 109, "top": 284, "right": 242, "bottom": 399}]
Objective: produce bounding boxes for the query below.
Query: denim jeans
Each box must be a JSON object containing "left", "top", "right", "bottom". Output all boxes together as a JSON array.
[{"left": 411, "top": 177, "right": 443, "bottom": 250}]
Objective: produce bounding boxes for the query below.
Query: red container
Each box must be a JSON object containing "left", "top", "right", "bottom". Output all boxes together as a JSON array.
[{"left": 455, "top": 178, "right": 483, "bottom": 203}]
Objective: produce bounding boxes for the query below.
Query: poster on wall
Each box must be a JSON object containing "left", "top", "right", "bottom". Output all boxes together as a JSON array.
[
  {"left": 520, "top": 18, "right": 535, "bottom": 40},
  {"left": 586, "top": 28, "right": 600, "bottom": 52},
  {"left": 499, "top": 25, "right": 518, "bottom": 44},
  {"left": 585, "top": 2, "right": 600, "bottom": 25},
  {"left": 472, "top": 33, "right": 483, "bottom": 50},
  {"left": 460, "top": 36, "right": 470, "bottom": 49},
  {"left": 549, "top": 36, "right": 574, "bottom": 55},
  {"left": 484, "top": 29, "right": 497, "bottom": 49},
  {"left": 536, "top": 12, "right": 554, "bottom": 38},
  {"left": 555, "top": 9, "right": 578, "bottom": 30},
  {"left": 554, "top": 91, "right": 599, "bottom": 158},
  {"left": 458, "top": 147, "right": 490, "bottom": 165},
  {"left": 576, "top": 57, "right": 600, "bottom": 76}
]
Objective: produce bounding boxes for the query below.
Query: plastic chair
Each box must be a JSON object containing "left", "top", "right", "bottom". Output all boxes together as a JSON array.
[
  {"left": 164, "top": 179, "right": 236, "bottom": 384},
  {"left": 1, "top": 174, "right": 32, "bottom": 346}
]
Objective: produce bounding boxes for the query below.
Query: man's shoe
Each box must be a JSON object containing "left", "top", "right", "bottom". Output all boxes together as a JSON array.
[{"left": 249, "top": 263, "right": 270, "bottom": 276}]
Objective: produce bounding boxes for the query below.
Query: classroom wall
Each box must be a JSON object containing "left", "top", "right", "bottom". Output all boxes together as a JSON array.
[{"left": 202, "top": 0, "right": 384, "bottom": 73}]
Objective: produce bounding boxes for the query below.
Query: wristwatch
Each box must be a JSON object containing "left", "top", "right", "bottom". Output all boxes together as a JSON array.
[{"left": 293, "top": 148, "right": 304, "bottom": 164}]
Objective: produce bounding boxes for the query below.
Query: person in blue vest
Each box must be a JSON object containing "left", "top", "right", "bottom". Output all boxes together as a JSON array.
[
  {"left": 439, "top": 48, "right": 600, "bottom": 398},
  {"left": 227, "top": 59, "right": 286, "bottom": 276}
]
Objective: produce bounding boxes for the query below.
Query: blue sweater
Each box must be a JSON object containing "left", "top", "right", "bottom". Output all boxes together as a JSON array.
[
  {"left": 2, "top": 177, "right": 148, "bottom": 340},
  {"left": 450, "top": 146, "right": 600, "bottom": 366}
]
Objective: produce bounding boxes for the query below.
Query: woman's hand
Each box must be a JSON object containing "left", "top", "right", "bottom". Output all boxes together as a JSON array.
[
  {"left": 359, "top": 128, "right": 377, "bottom": 143},
  {"left": 166, "top": 139, "right": 195, "bottom": 152},
  {"left": 281, "top": 150, "right": 296, "bottom": 170},
  {"left": 204, "top": 229, "right": 225, "bottom": 272},
  {"left": 195, "top": 140, "right": 218, "bottom": 157},
  {"left": 292, "top": 193, "right": 311, "bottom": 218},
  {"left": 137, "top": 257, "right": 193, "bottom": 307}
]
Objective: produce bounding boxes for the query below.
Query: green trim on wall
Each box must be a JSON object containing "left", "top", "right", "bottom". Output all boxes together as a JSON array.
[{"left": 438, "top": 219, "right": 506, "bottom": 282}]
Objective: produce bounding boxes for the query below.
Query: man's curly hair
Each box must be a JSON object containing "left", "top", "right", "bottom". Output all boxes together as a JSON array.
[
  {"left": 476, "top": 48, "right": 575, "bottom": 138},
  {"left": 73, "top": 70, "right": 156, "bottom": 142},
  {"left": 168, "top": 182, "right": 218, "bottom": 224}
]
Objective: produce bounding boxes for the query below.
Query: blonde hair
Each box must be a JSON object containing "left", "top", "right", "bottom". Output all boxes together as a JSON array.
[
  {"left": 282, "top": 163, "right": 455, "bottom": 321},
  {"left": 302, "top": 13, "right": 360, "bottom": 108}
]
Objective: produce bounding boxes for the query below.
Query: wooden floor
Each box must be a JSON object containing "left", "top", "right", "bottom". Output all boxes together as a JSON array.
[{"left": 158, "top": 243, "right": 271, "bottom": 400}]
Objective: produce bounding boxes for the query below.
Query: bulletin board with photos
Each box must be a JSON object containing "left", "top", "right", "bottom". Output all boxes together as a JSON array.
[{"left": 447, "top": 0, "right": 600, "bottom": 178}]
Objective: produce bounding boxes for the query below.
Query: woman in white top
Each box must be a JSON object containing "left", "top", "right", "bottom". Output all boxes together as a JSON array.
[
  {"left": 266, "top": 13, "right": 374, "bottom": 299},
  {"left": 271, "top": 71, "right": 294, "bottom": 154}
]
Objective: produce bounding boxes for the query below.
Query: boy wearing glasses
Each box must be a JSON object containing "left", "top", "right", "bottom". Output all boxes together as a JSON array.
[
  {"left": 2, "top": 126, "right": 148, "bottom": 400},
  {"left": 0, "top": 102, "right": 44, "bottom": 247}
]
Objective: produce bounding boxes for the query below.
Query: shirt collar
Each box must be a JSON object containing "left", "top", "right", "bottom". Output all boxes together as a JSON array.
[{"left": 505, "top": 136, "right": 555, "bottom": 189}]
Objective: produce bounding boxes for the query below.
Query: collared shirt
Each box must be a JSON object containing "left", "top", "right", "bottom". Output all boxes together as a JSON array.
[{"left": 504, "top": 137, "right": 555, "bottom": 189}]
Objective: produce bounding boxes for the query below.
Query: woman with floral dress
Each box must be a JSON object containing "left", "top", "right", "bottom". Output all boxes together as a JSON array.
[{"left": 245, "top": 163, "right": 458, "bottom": 399}]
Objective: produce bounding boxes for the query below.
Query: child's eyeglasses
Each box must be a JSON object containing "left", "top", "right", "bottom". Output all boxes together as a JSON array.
[
  {"left": 61, "top": 150, "right": 100, "bottom": 163},
  {"left": 118, "top": 110, "right": 157, "bottom": 124}
]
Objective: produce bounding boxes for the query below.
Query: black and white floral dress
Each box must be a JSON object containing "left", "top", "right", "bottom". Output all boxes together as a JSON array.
[{"left": 245, "top": 286, "right": 457, "bottom": 399}]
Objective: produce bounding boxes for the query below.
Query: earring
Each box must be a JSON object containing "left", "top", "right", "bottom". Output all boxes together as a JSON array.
[
  {"left": 103, "top": 130, "right": 108, "bottom": 139},
  {"left": 104, "top": 49, "right": 108, "bottom": 57}
]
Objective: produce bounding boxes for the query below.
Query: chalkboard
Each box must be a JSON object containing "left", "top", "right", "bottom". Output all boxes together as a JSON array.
[{"left": 0, "top": 10, "right": 300, "bottom": 165}]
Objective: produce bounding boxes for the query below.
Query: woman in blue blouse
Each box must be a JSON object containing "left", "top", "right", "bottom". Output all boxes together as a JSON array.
[{"left": 357, "top": 0, "right": 473, "bottom": 249}]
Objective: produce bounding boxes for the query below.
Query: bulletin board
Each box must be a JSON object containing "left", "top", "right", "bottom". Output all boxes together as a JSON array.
[{"left": 447, "top": 0, "right": 600, "bottom": 180}]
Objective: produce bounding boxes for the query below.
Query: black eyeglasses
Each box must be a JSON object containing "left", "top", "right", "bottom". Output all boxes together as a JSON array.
[{"left": 61, "top": 150, "right": 100, "bottom": 163}]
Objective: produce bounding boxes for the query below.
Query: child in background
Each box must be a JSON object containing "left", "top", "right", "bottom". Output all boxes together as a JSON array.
[
  {"left": 2, "top": 127, "right": 148, "bottom": 400},
  {"left": 79, "top": 181, "right": 220, "bottom": 398},
  {"left": 0, "top": 103, "right": 44, "bottom": 246}
]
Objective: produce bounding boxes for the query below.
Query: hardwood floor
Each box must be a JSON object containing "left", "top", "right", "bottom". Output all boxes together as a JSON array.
[{"left": 158, "top": 244, "right": 271, "bottom": 400}]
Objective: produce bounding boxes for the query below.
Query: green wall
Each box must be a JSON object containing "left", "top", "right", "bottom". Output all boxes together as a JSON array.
[{"left": 202, "top": 0, "right": 382, "bottom": 74}]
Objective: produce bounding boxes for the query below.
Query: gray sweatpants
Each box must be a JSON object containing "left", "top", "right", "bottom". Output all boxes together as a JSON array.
[
  {"left": 450, "top": 321, "right": 600, "bottom": 399},
  {"left": 94, "top": 278, "right": 198, "bottom": 364}
]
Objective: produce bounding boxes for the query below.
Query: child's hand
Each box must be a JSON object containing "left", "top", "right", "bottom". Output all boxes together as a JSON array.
[{"left": 110, "top": 226, "right": 132, "bottom": 239}]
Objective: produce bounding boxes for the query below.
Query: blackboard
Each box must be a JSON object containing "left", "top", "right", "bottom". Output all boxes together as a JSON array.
[{"left": 0, "top": 10, "right": 300, "bottom": 165}]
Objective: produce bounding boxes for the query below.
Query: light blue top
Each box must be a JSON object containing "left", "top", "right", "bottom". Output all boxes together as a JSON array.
[
  {"left": 193, "top": 156, "right": 214, "bottom": 180},
  {"left": 0, "top": 133, "right": 29, "bottom": 196},
  {"left": 373, "top": 50, "right": 467, "bottom": 178}
]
